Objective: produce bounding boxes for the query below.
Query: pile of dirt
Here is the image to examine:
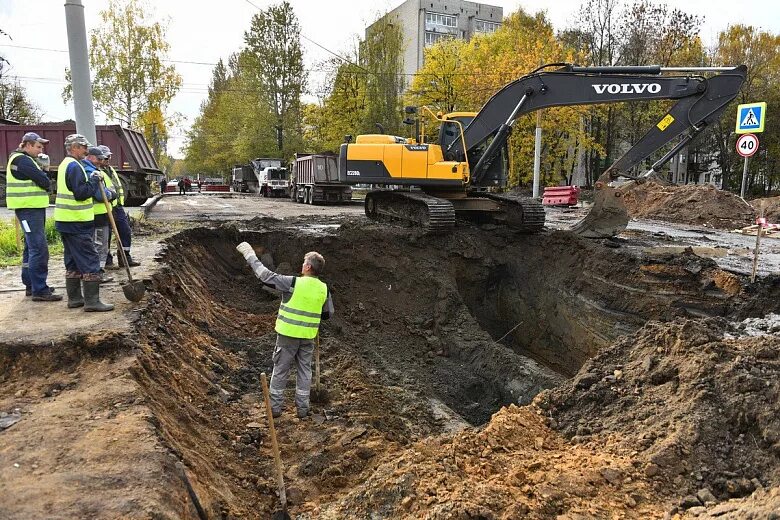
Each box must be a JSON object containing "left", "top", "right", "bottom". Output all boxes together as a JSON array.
[
  {"left": 536, "top": 318, "right": 780, "bottom": 506},
  {"left": 321, "top": 406, "right": 666, "bottom": 518},
  {"left": 751, "top": 195, "right": 780, "bottom": 223},
  {"left": 621, "top": 182, "right": 755, "bottom": 229}
]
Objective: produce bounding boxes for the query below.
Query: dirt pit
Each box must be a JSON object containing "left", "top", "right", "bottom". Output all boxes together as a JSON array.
[{"left": 2, "top": 216, "right": 779, "bottom": 518}]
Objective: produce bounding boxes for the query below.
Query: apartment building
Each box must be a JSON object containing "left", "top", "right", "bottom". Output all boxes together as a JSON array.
[{"left": 366, "top": 0, "right": 503, "bottom": 78}]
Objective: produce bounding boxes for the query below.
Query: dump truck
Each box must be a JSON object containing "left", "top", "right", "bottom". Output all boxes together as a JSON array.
[
  {"left": 291, "top": 153, "right": 352, "bottom": 204},
  {"left": 0, "top": 122, "right": 162, "bottom": 206},
  {"left": 250, "top": 157, "right": 290, "bottom": 197},
  {"left": 231, "top": 164, "right": 258, "bottom": 193},
  {"left": 336, "top": 63, "right": 747, "bottom": 237}
]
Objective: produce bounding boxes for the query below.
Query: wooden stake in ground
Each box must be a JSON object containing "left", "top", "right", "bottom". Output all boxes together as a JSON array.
[
  {"left": 311, "top": 333, "right": 329, "bottom": 403},
  {"left": 260, "top": 373, "right": 290, "bottom": 520},
  {"left": 751, "top": 210, "right": 766, "bottom": 283},
  {"left": 14, "top": 217, "right": 22, "bottom": 253}
]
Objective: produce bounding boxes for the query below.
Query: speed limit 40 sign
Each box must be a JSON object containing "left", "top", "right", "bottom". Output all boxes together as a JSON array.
[{"left": 737, "top": 133, "right": 759, "bottom": 157}]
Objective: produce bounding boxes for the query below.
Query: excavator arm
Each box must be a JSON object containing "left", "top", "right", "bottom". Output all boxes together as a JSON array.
[
  {"left": 444, "top": 64, "right": 747, "bottom": 238},
  {"left": 448, "top": 64, "right": 747, "bottom": 183}
]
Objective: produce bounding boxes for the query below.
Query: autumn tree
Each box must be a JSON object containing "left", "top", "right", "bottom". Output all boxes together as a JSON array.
[
  {"left": 0, "top": 30, "right": 40, "bottom": 123},
  {"left": 0, "top": 63, "right": 40, "bottom": 123},
  {"left": 185, "top": 58, "right": 245, "bottom": 175},
  {"left": 615, "top": 0, "right": 704, "bottom": 159},
  {"left": 63, "top": 0, "right": 181, "bottom": 162},
  {"left": 361, "top": 15, "right": 405, "bottom": 135},
  {"left": 713, "top": 25, "right": 780, "bottom": 194},
  {"left": 303, "top": 47, "right": 369, "bottom": 152},
  {"left": 242, "top": 1, "right": 306, "bottom": 156},
  {"left": 406, "top": 37, "right": 469, "bottom": 115},
  {"left": 567, "top": 0, "right": 707, "bottom": 185}
]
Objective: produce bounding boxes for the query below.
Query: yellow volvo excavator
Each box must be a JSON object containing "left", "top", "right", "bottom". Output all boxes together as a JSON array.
[{"left": 335, "top": 63, "right": 747, "bottom": 237}]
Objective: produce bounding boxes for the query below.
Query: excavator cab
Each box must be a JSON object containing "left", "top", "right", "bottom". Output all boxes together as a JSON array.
[{"left": 439, "top": 113, "right": 507, "bottom": 189}]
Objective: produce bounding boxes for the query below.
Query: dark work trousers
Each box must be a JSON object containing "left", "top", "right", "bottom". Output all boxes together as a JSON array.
[
  {"left": 61, "top": 230, "right": 101, "bottom": 280},
  {"left": 16, "top": 208, "right": 50, "bottom": 296},
  {"left": 106, "top": 206, "right": 132, "bottom": 264},
  {"left": 269, "top": 334, "right": 315, "bottom": 412}
]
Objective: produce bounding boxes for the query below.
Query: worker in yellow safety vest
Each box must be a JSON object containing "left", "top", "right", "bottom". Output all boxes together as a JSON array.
[
  {"left": 236, "top": 243, "right": 334, "bottom": 419},
  {"left": 98, "top": 144, "right": 140, "bottom": 270},
  {"left": 5, "top": 132, "right": 61, "bottom": 301},
  {"left": 54, "top": 134, "right": 115, "bottom": 312},
  {"left": 86, "top": 147, "right": 115, "bottom": 283}
]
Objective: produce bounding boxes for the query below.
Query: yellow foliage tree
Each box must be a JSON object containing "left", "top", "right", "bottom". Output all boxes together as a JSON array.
[{"left": 408, "top": 9, "right": 594, "bottom": 187}]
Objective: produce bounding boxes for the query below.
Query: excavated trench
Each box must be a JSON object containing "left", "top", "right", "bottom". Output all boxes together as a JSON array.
[
  {"left": 121, "top": 218, "right": 764, "bottom": 517},
  {"left": 0, "top": 220, "right": 768, "bottom": 518}
]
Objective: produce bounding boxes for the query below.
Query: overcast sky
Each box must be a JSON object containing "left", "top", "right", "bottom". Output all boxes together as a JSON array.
[{"left": 1, "top": 0, "right": 778, "bottom": 158}]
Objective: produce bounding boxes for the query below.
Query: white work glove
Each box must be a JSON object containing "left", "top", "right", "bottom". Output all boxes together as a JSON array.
[{"left": 236, "top": 242, "right": 257, "bottom": 261}]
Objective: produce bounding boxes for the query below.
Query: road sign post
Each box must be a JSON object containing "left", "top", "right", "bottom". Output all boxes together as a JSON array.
[{"left": 737, "top": 133, "right": 759, "bottom": 198}]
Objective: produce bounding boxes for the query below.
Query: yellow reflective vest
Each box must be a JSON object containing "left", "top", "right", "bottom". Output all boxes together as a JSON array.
[
  {"left": 5, "top": 152, "right": 49, "bottom": 209},
  {"left": 54, "top": 157, "right": 93, "bottom": 222},
  {"left": 274, "top": 276, "right": 328, "bottom": 339}
]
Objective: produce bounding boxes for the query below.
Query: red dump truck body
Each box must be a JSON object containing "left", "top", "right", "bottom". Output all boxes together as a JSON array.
[{"left": 0, "top": 122, "right": 162, "bottom": 206}]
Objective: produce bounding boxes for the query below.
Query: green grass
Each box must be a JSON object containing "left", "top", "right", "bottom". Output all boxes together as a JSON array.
[{"left": 0, "top": 217, "right": 63, "bottom": 268}]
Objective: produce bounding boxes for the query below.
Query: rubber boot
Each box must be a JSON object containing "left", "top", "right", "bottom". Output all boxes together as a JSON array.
[
  {"left": 99, "top": 269, "right": 115, "bottom": 284},
  {"left": 66, "top": 278, "right": 84, "bottom": 309},
  {"left": 83, "top": 280, "right": 114, "bottom": 312}
]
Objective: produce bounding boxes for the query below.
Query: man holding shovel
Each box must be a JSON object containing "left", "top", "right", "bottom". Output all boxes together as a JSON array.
[
  {"left": 55, "top": 134, "right": 115, "bottom": 312},
  {"left": 236, "top": 243, "right": 334, "bottom": 419}
]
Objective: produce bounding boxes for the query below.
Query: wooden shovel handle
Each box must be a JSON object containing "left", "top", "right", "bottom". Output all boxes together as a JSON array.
[
  {"left": 13, "top": 217, "right": 22, "bottom": 253},
  {"left": 315, "top": 334, "right": 321, "bottom": 392},
  {"left": 260, "top": 373, "right": 287, "bottom": 509}
]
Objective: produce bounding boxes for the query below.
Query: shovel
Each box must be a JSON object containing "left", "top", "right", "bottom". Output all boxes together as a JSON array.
[
  {"left": 310, "top": 334, "right": 328, "bottom": 404},
  {"left": 97, "top": 178, "right": 146, "bottom": 302},
  {"left": 260, "top": 373, "right": 291, "bottom": 520}
]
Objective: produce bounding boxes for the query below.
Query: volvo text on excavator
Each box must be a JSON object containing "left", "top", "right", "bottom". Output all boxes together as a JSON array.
[{"left": 334, "top": 64, "right": 747, "bottom": 237}]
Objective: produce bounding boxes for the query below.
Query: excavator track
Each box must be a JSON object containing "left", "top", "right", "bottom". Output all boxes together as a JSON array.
[
  {"left": 475, "top": 192, "right": 546, "bottom": 233},
  {"left": 364, "top": 191, "right": 456, "bottom": 233}
]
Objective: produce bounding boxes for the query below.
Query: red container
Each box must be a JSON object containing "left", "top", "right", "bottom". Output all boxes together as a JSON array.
[
  {"left": 0, "top": 122, "right": 162, "bottom": 206},
  {"left": 542, "top": 186, "right": 580, "bottom": 207}
]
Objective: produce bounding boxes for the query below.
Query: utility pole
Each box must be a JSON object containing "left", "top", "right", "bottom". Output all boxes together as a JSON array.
[
  {"left": 532, "top": 109, "right": 542, "bottom": 198},
  {"left": 64, "top": 0, "right": 97, "bottom": 145}
]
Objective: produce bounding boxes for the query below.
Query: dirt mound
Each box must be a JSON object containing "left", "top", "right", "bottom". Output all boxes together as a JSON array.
[
  {"left": 751, "top": 195, "right": 780, "bottom": 223},
  {"left": 621, "top": 182, "right": 755, "bottom": 229},
  {"left": 321, "top": 406, "right": 667, "bottom": 519},
  {"left": 536, "top": 318, "right": 780, "bottom": 504}
]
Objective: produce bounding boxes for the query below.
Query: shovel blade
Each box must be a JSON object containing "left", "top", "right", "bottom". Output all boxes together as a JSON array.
[
  {"left": 310, "top": 387, "right": 329, "bottom": 404},
  {"left": 122, "top": 281, "right": 146, "bottom": 302},
  {"left": 272, "top": 510, "right": 292, "bottom": 520}
]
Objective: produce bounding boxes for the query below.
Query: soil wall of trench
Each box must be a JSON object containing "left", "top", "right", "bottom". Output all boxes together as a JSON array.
[{"left": 123, "top": 219, "right": 764, "bottom": 517}]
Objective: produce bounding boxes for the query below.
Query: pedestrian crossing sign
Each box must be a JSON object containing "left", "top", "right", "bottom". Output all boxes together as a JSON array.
[{"left": 736, "top": 102, "right": 766, "bottom": 134}]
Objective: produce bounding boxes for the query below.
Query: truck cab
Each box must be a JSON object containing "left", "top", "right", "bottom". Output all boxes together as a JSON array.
[{"left": 250, "top": 158, "right": 290, "bottom": 197}]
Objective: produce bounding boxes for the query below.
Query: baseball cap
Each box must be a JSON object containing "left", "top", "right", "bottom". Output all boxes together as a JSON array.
[
  {"left": 87, "top": 146, "right": 106, "bottom": 159},
  {"left": 97, "top": 144, "right": 113, "bottom": 157},
  {"left": 64, "top": 134, "right": 91, "bottom": 147},
  {"left": 22, "top": 132, "right": 49, "bottom": 144}
]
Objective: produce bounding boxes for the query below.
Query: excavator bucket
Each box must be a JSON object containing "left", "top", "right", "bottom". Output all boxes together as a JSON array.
[{"left": 570, "top": 180, "right": 629, "bottom": 238}]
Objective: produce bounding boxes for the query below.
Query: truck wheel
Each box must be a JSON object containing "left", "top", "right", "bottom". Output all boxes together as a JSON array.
[{"left": 308, "top": 188, "right": 315, "bottom": 205}]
